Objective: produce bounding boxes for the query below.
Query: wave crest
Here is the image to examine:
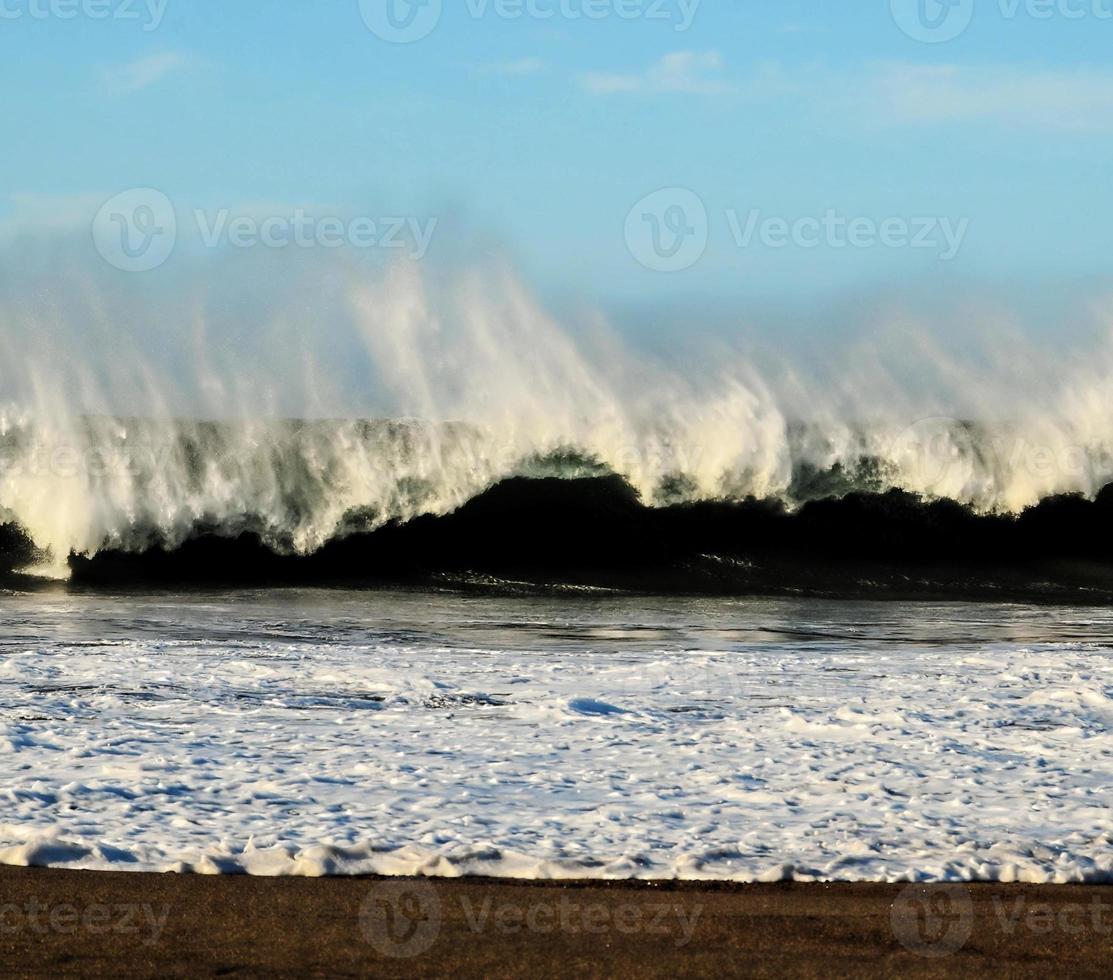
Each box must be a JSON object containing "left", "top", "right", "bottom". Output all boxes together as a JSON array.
[{"left": 4, "top": 260, "right": 1113, "bottom": 570}]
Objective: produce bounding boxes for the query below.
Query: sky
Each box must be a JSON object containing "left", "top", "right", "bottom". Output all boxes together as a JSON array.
[{"left": 2, "top": 0, "right": 1112, "bottom": 326}]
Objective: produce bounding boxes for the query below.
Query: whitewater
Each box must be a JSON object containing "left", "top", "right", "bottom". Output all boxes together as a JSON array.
[
  {"left": 0, "top": 589, "right": 1109, "bottom": 882},
  {"left": 4, "top": 260, "right": 1113, "bottom": 570}
]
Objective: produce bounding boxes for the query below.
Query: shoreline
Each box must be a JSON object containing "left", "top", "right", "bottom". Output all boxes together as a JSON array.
[{"left": 1, "top": 868, "right": 1110, "bottom": 978}]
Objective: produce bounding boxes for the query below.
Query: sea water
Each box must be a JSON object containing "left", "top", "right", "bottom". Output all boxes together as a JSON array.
[{"left": 1, "top": 586, "right": 1109, "bottom": 882}]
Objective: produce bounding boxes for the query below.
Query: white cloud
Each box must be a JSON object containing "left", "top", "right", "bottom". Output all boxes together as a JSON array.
[
  {"left": 585, "top": 57, "right": 1113, "bottom": 129},
  {"left": 579, "top": 51, "right": 732, "bottom": 96},
  {"left": 869, "top": 63, "right": 1113, "bottom": 130},
  {"left": 100, "top": 52, "right": 192, "bottom": 97},
  {"left": 485, "top": 57, "right": 546, "bottom": 77}
]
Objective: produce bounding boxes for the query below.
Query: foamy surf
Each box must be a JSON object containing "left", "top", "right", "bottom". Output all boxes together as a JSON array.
[{"left": 0, "top": 589, "right": 1109, "bottom": 883}]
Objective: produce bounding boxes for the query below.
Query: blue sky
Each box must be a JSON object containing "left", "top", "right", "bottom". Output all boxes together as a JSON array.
[{"left": 2, "top": 0, "right": 1113, "bottom": 320}]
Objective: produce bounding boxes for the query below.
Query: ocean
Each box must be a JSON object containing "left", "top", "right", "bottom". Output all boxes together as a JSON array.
[
  {"left": 1, "top": 585, "right": 1109, "bottom": 882},
  {"left": 2, "top": 304, "right": 1113, "bottom": 884}
]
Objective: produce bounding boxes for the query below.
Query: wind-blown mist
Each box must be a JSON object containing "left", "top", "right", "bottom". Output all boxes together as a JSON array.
[{"left": 3, "top": 244, "right": 1113, "bottom": 571}]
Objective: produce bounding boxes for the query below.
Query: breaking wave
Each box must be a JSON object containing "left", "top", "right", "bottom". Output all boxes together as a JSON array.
[{"left": 5, "top": 257, "right": 1113, "bottom": 589}]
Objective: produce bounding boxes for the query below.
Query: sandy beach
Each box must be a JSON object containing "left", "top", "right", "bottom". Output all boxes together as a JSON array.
[{"left": 0, "top": 869, "right": 1109, "bottom": 978}]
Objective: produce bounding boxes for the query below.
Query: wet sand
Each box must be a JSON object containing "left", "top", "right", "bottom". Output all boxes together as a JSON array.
[{"left": 0, "top": 867, "right": 1110, "bottom": 978}]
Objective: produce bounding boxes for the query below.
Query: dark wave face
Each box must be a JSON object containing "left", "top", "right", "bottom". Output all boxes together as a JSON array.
[
  {"left": 34, "top": 474, "right": 1113, "bottom": 603},
  {"left": 0, "top": 523, "right": 38, "bottom": 575}
]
